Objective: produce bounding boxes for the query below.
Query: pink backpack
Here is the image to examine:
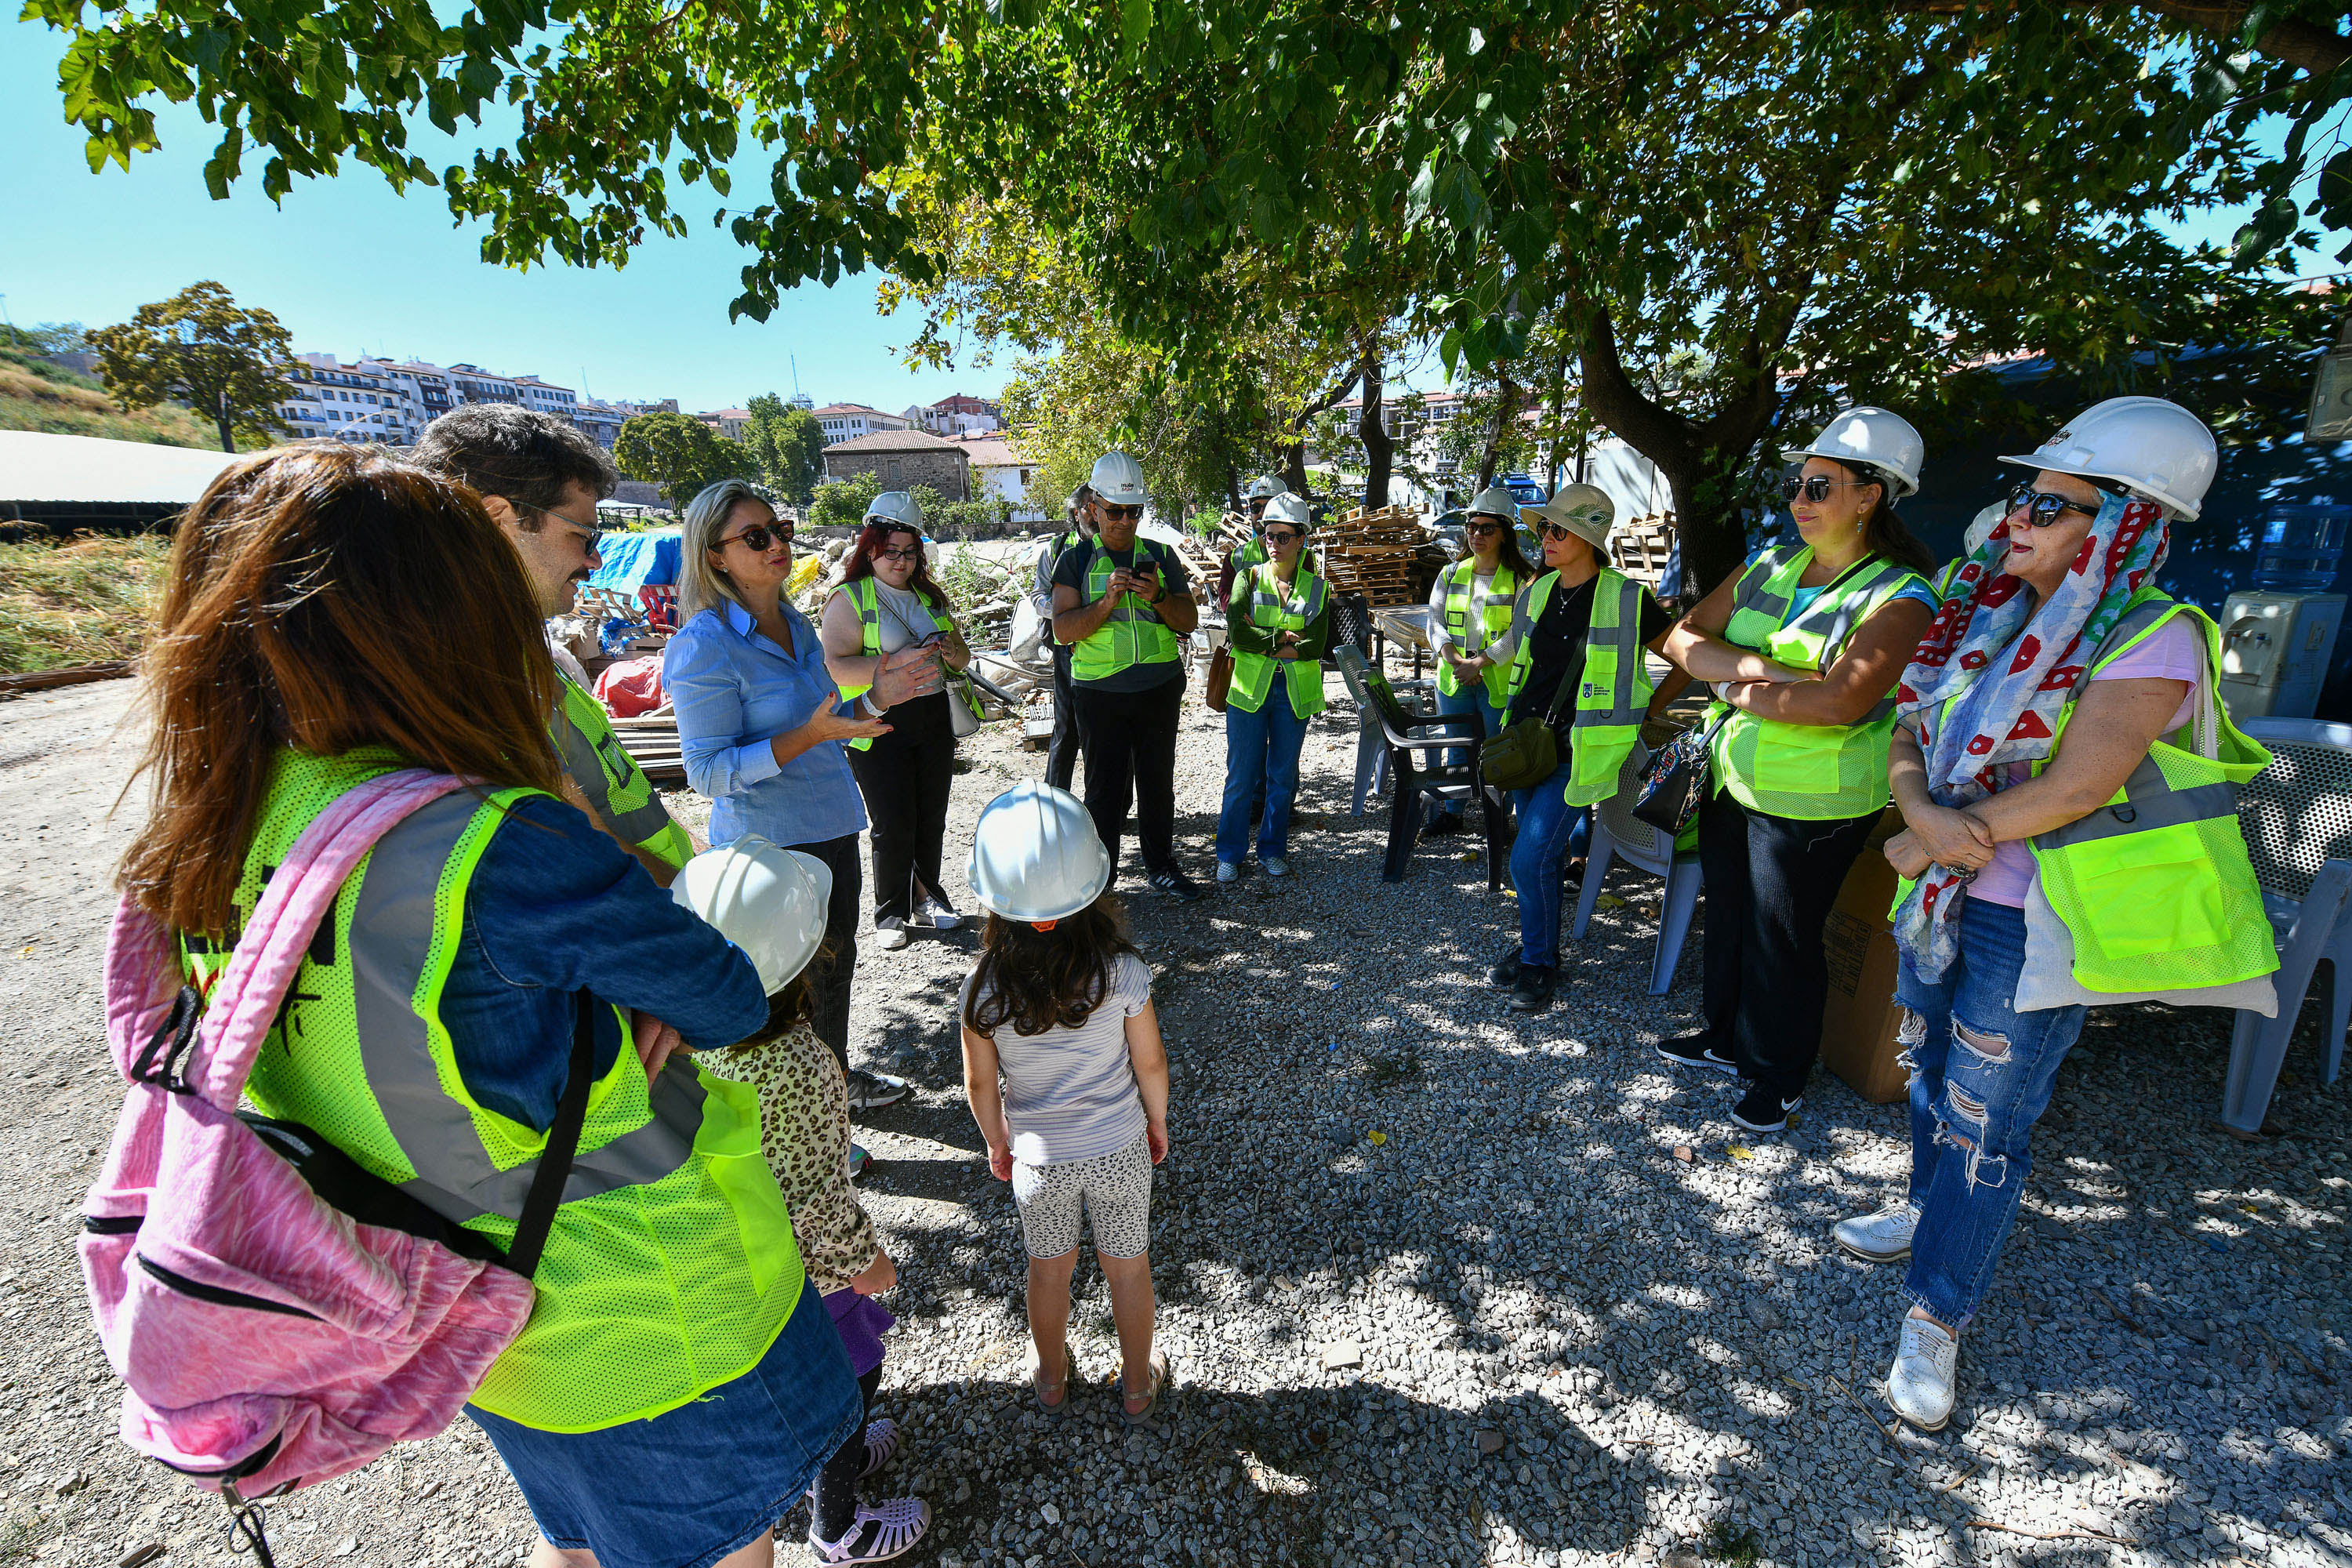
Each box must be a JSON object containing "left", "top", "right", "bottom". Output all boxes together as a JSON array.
[{"left": 81, "top": 768, "right": 592, "bottom": 1513}]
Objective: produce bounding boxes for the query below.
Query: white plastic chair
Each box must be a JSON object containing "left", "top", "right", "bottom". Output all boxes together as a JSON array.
[
  {"left": 2226, "top": 718, "right": 2352, "bottom": 1128},
  {"left": 1570, "top": 742, "right": 1704, "bottom": 995}
]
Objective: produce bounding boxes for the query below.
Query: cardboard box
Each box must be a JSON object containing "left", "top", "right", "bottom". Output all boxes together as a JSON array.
[{"left": 1817, "top": 809, "right": 1910, "bottom": 1104}]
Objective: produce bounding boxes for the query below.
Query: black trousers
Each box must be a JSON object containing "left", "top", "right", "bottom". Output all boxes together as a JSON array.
[
  {"left": 847, "top": 690, "right": 954, "bottom": 924},
  {"left": 1072, "top": 676, "right": 1183, "bottom": 878},
  {"left": 786, "top": 831, "right": 864, "bottom": 1073},
  {"left": 1696, "top": 789, "right": 1881, "bottom": 1100},
  {"left": 1046, "top": 643, "right": 1082, "bottom": 793}
]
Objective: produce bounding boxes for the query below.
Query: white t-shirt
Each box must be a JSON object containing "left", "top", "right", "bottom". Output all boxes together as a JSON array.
[
  {"left": 960, "top": 952, "right": 1152, "bottom": 1166},
  {"left": 869, "top": 580, "right": 947, "bottom": 655}
]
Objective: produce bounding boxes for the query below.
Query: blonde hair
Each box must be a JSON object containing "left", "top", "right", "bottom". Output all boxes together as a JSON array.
[{"left": 678, "top": 478, "right": 784, "bottom": 622}]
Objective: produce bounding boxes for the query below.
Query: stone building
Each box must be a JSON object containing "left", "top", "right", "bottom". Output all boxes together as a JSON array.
[{"left": 821, "top": 429, "right": 972, "bottom": 501}]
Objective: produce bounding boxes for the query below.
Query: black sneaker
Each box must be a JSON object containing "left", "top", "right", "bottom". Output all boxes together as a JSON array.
[
  {"left": 1507, "top": 964, "right": 1559, "bottom": 1014},
  {"left": 1488, "top": 946, "right": 1523, "bottom": 988},
  {"left": 1419, "top": 813, "right": 1465, "bottom": 841},
  {"left": 1730, "top": 1083, "right": 1803, "bottom": 1132},
  {"left": 1145, "top": 868, "right": 1207, "bottom": 902},
  {"left": 1655, "top": 1033, "right": 1737, "bottom": 1075}
]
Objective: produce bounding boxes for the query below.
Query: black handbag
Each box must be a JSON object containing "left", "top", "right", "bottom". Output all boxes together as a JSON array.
[{"left": 1631, "top": 709, "right": 1732, "bottom": 836}]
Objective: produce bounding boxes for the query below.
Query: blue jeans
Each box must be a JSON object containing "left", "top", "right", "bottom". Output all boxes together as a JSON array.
[
  {"left": 1218, "top": 684, "right": 1308, "bottom": 863},
  {"left": 1432, "top": 682, "right": 1504, "bottom": 815},
  {"left": 1508, "top": 769, "right": 1584, "bottom": 968},
  {"left": 1894, "top": 898, "right": 2088, "bottom": 1328}
]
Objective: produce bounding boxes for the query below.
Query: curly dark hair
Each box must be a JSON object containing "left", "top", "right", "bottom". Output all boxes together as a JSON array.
[
  {"left": 414, "top": 404, "right": 618, "bottom": 520},
  {"left": 962, "top": 896, "right": 1139, "bottom": 1038}
]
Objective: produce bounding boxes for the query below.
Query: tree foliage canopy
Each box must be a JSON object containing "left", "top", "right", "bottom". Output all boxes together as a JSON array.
[
  {"left": 742, "top": 394, "right": 826, "bottom": 504},
  {"left": 86, "top": 280, "right": 291, "bottom": 452},
  {"left": 612, "top": 410, "right": 753, "bottom": 507}
]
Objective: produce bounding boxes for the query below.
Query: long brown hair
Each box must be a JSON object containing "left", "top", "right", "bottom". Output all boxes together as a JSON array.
[
  {"left": 842, "top": 521, "right": 949, "bottom": 612},
  {"left": 963, "top": 895, "right": 1139, "bottom": 1038},
  {"left": 122, "top": 443, "right": 565, "bottom": 937},
  {"left": 1828, "top": 459, "right": 1938, "bottom": 578}
]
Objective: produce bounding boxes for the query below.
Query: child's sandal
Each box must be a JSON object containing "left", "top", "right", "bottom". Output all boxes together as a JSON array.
[
  {"left": 1033, "top": 1347, "right": 1076, "bottom": 1418},
  {"left": 1120, "top": 1351, "right": 1172, "bottom": 1429}
]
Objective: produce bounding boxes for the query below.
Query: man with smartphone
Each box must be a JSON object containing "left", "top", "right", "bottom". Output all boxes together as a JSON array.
[{"left": 1050, "top": 452, "right": 1205, "bottom": 900}]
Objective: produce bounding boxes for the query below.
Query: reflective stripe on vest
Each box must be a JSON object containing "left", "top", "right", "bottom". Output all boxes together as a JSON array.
[
  {"left": 193, "top": 747, "right": 803, "bottom": 1432},
  {"left": 1497, "top": 568, "right": 1656, "bottom": 807},
  {"left": 1709, "top": 546, "right": 1926, "bottom": 820},
  {"left": 1434, "top": 560, "right": 1519, "bottom": 701},
  {"left": 553, "top": 676, "right": 691, "bottom": 870},
  {"left": 1071, "top": 541, "right": 1181, "bottom": 683},
  {"left": 2013, "top": 593, "right": 2279, "bottom": 995},
  {"left": 1226, "top": 563, "right": 1329, "bottom": 717}
]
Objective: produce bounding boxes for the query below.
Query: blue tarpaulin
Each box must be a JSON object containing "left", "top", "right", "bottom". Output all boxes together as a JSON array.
[{"left": 589, "top": 529, "right": 682, "bottom": 593}]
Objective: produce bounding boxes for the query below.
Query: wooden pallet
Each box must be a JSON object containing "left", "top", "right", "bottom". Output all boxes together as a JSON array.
[
  {"left": 1609, "top": 513, "right": 1678, "bottom": 592},
  {"left": 608, "top": 711, "right": 684, "bottom": 783}
]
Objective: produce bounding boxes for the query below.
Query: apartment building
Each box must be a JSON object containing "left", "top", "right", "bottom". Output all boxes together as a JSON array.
[
  {"left": 812, "top": 402, "right": 913, "bottom": 442},
  {"left": 278, "top": 354, "right": 416, "bottom": 444},
  {"left": 698, "top": 408, "right": 755, "bottom": 441},
  {"left": 903, "top": 393, "right": 1003, "bottom": 436}
]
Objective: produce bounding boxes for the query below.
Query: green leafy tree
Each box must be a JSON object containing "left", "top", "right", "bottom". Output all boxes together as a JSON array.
[
  {"left": 86, "top": 281, "right": 290, "bottom": 452},
  {"left": 742, "top": 394, "right": 826, "bottom": 503},
  {"left": 613, "top": 412, "right": 754, "bottom": 508}
]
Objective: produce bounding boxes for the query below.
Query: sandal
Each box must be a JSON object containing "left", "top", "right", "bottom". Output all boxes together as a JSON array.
[
  {"left": 857, "top": 1417, "right": 900, "bottom": 1479},
  {"left": 1032, "top": 1345, "right": 1075, "bottom": 1418},
  {"left": 1120, "top": 1350, "right": 1172, "bottom": 1429}
]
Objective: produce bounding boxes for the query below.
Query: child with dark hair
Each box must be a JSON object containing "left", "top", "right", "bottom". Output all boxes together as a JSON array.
[{"left": 959, "top": 860, "right": 1174, "bottom": 1428}]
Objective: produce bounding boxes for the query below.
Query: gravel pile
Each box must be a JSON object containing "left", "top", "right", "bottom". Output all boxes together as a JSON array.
[{"left": 0, "top": 676, "right": 2343, "bottom": 1568}]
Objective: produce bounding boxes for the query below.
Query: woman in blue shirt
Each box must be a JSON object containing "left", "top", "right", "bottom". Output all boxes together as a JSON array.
[{"left": 665, "top": 479, "right": 943, "bottom": 1117}]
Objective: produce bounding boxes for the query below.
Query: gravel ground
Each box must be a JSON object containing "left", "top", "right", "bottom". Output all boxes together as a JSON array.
[{"left": 0, "top": 671, "right": 2345, "bottom": 1568}]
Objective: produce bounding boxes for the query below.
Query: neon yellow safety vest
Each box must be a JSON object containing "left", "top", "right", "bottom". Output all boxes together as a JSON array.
[
  {"left": 181, "top": 747, "right": 804, "bottom": 1433},
  {"left": 1708, "top": 546, "right": 1929, "bottom": 820},
  {"left": 551, "top": 675, "right": 692, "bottom": 871},
  {"left": 2018, "top": 593, "right": 2278, "bottom": 994},
  {"left": 1434, "top": 559, "right": 1521, "bottom": 702},
  {"left": 833, "top": 578, "right": 982, "bottom": 750},
  {"left": 1232, "top": 535, "right": 1269, "bottom": 574},
  {"left": 1226, "top": 561, "right": 1329, "bottom": 717},
  {"left": 1069, "top": 539, "right": 1182, "bottom": 684},
  {"left": 1499, "top": 568, "right": 1657, "bottom": 807}
]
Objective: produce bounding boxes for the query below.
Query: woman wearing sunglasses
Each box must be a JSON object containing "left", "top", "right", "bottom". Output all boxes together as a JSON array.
[
  {"left": 822, "top": 491, "right": 978, "bottom": 952},
  {"left": 1657, "top": 408, "right": 1940, "bottom": 1131},
  {"left": 1489, "top": 485, "right": 1680, "bottom": 1014},
  {"left": 1847, "top": 397, "right": 2274, "bottom": 1431},
  {"left": 1422, "top": 483, "right": 1540, "bottom": 840},
  {"left": 668, "top": 479, "right": 945, "bottom": 1133},
  {"left": 1216, "top": 492, "right": 1332, "bottom": 880}
]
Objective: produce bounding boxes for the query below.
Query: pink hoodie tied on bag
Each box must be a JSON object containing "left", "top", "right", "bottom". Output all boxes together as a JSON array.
[{"left": 81, "top": 769, "right": 590, "bottom": 1504}]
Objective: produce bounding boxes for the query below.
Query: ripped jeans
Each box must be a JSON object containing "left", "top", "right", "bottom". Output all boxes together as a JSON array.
[{"left": 1894, "top": 897, "right": 2087, "bottom": 1328}]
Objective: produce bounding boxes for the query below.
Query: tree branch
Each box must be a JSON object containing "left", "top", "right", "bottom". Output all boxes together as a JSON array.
[{"left": 1878, "top": 0, "right": 2347, "bottom": 77}]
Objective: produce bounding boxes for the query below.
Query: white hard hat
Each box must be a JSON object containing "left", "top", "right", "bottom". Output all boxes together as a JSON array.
[
  {"left": 863, "top": 490, "right": 923, "bottom": 531},
  {"left": 1998, "top": 396, "right": 2217, "bottom": 521},
  {"left": 1244, "top": 474, "right": 1282, "bottom": 502},
  {"left": 1521, "top": 483, "right": 1614, "bottom": 551},
  {"left": 967, "top": 781, "right": 1110, "bottom": 924},
  {"left": 670, "top": 837, "right": 833, "bottom": 995},
  {"left": 1089, "top": 452, "right": 1150, "bottom": 507},
  {"left": 1261, "top": 492, "right": 1312, "bottom": 530},
  {"left": 1788, "top": 406, "right": 1924, "bottom": 499},
  {"left": 1466, "top": 483, "right": 1519, "bottom": 521}
]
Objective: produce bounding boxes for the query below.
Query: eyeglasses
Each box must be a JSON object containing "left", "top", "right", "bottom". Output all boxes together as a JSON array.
[
  {"left": 874, "top": 545, "right": 921, "bottom": 562},
  {"left": 1464, "top": 522, "right": 1503, "bottom": 539},
  {"left": 1099, "top": 503, "right": 1143, "bottom": 521},
  {"left": 718, "top": 522, "right": 793, "bottom": 552},
  {"left": 1780, "top": 474, "right": 1874, "bottom": 504},
  {"left": 1261, "top": 529, "right": 1302, "bottom": 546},
  {"left": 514, "top": 502, "right": 602, "bottom": 556},
  {"left": 2005, "top": 483, "right": 2103, "bottom": 530}
]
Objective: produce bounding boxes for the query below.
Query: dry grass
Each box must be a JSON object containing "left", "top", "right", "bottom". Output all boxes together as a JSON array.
[
  {"left": 0, "top": 532, "right": 169, "bottom": 674},
  {"left": 0, "top": 348, "right": 222, "bottom": 448}
]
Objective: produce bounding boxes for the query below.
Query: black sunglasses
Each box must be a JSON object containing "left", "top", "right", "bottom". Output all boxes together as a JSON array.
[
  {"left": 1464, "top": 522, "right": 1504, "bottom": 538},
  {"left": 718, "top": 522, "right": 793, "bottom": 552},
  {"left": 1261, "top": 528, "right": 1302, "bottom": 546},
  {"left": 1099, "top": 503, "right": 1144, "bottom": 521},
  {"left": 2005, "top": 483, "right": 2104, "bottom": 530},
  {"left": 874, "top": 544, "right": 921, "bottom": 562},
  {"left": 1780, "top": 474, "right": 1875, "bottom": 504},
  {"left": 1536, "top": 522, "right": 1579, "bottom": 542}
]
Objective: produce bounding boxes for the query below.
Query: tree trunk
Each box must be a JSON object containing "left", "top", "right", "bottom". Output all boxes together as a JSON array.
[
  {"left": 1359, "top": 351, "right": 1392, "bottom": 510},
  {"left": 1475, "top": 372, "right": 1518, "bottom": 490},
  {"left": 213, "top": 389, "right": 235, "bottom": 452},
  {"left": 1283, "top": 442, "right": 1310, "bottom": 496}
]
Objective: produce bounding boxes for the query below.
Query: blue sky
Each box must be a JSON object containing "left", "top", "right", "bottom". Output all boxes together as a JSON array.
[
  {"left": 2, "top": 16, "right": 2330, "bottom": 419},
  {"left": 0, "top": 17, "right": 1012, "bottom": 415}
]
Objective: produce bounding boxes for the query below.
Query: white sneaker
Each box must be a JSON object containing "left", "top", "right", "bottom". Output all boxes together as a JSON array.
[
  {"left": 910, "top": 897, "right": 961, "bottom": 931},
  {"left": 1833, "top": 1199, "right": 1922, "bottom": 1263},
  {"left": 1215, "top": 861, "right": 1241, "bottom": 884},
  {"left": 874, "top": 917, "right": 910, "bottom": 951},
  {"left": 1262, "top": 857, "right": 1291, "bottom": 877},
  {"left": 1886, "top": 1313, "right": 1958, "bottom": 1432}
]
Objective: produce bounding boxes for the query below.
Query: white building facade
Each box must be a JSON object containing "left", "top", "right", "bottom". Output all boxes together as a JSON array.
[{"left": 812, "top": 403, "right": 913, "bottom": 442}]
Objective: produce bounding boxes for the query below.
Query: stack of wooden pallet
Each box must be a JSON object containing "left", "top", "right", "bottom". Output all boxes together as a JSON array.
[
  {"left": 1610, "top": 513, "right": 1678, "bottom": 594},
  {"left": 609, "top": 710, "right": 684, "bottom": 784},
  {"left": 1315, "top": 504, "right": 1425, "bottom": 606}
]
